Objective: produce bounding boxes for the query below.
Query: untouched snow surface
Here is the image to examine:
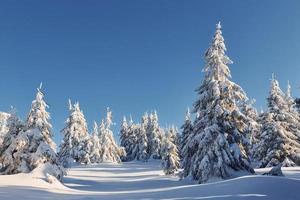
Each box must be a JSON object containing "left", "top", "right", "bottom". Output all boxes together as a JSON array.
[{"left": 0, "top": 161, "right": 299, "bottom": 199}]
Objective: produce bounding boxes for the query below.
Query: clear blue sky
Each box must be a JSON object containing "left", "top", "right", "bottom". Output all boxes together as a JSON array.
[{"left": 0, "top": 0, "right": 300, "bottom": 144}]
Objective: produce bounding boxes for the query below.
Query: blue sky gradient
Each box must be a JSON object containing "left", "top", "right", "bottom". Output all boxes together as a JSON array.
[{"left": 0, "top": 0, "right": 300, "bottom": 143}]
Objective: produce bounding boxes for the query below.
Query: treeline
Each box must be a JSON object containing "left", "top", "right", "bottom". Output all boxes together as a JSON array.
[{"left": 0, "top": 22, "right": 300, "bottom": 184}]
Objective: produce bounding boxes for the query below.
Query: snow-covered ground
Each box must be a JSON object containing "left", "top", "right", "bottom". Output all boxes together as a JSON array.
[{"left": 0, "top": 161, "right": 299, "bottom": 200}]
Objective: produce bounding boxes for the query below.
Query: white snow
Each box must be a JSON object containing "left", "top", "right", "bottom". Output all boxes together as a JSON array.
[{"left": 0, "top": 161, "right": 299, "bottom": 199}]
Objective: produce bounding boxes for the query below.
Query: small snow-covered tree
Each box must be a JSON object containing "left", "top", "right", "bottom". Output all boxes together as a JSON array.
[
  {"left": 136, "top": 123, "right": 148, "bottom": 161},
  {"left": 59, "top": 100, "right": 90, "bottom": 167},
  {"left": 183, "top": 22, "right": 254, "bottom": 183},
  {"left": 121, "top": 117, "right": 138, "bottom": 161},
  {"left": 169, "top": 125, "right": 180, "bottom": 149},
  {"left": 0, "top": 109, "right": 23, "bottom": 166},
  {"left": 88, "top": 121, "right": 102, "bottom": 163},
  {"left": 147, "top": 111, "right": 163, "bottom": 159},
  {"left": 181, "top": 108, "right": 193, "bottom": 173},
  {"left": 99, "top": 108, "right": 125, "bottom": 163},
  {"left": 120, "top": 116, "right": 130, "bottom": 160},
  {"left": 253, "top": 76, "right": 300, "bottom": 167},
  {"left": 161, "top": 129, "right": 180, "bottom": 175},
  {"left": 1, "top": 85, "right": 63, "bottom": 180},
  {"left": 181, "top": 108, "right": 193, "bottom": 151},
  {"left": 240, "top": 99, "right": 261, "bottom": 158}
]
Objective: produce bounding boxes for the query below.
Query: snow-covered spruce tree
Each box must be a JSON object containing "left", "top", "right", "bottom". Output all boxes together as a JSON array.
[
  {"left": 240, "top": 99, "right": 261, "bottom": 159},
  {"left": 120, "top": 116, "right": 130, "bottom": 161},
  {"left": 240, "top": 99, "right": 260, "bottom": 146},
  {"left": 135, "top": 123, "right": 148, "bottom": 161},
  {"left": 182, "top": 111, "right": 203, "bottom": 178},
  {"left": 59, "top": 100, "right": 90, "bottom": 167},
  {"left": 88, "top": 121, "right": 102, "bottom": 163},
  {"left": 169, "top": 125, "right": 180, "bottom": 150},
  {"left": 285, "top": 81, "right": 296, "bottom": 112},
  {"left": 181, "top": 108, "right": 193, "bottom": 171},
  {"left": 120, "top": 116, "right": 129, "bottom": 148},
  {"left": 183, "top": 22, "right": 254, "bottom": 183},
  {"left": 161, "top": 129, "right": 180, "bottom": 175},
  {"left": 1, "top": 85, "right": 64, "bottom": 180},
  {"left": 122, "top": 118, "right": 139, "bottom": 161},
  {"left": 0, "top": 108, "right": 23, "bottom": 156},
  {"left": 99, "top": 108, "right": 125, "bottom": 163},
  {"left": 253, "top": 76, "right": 300, "bottom": 167},
  {"left": 147, "top": 111, "right": 163, "bottom": 159}
]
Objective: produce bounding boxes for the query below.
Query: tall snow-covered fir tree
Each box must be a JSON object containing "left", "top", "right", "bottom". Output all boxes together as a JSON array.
[
  {"left": 253, "top": 76, "right": 300, "bottom": 167},
  {"left": 161, "top": 128, "right": 180, "bottom": 175},
  {"left": 99, "top": 108, "right": 125, "bottom": 163},
  {"left": 183, "top": 22, "right": 254, "bottom": 183},
  {"left": 59, "top": 100, "right": 90, "bottom": 167},
  {"left": 1, "top": 85, "right": 63, "bottom": 180}
]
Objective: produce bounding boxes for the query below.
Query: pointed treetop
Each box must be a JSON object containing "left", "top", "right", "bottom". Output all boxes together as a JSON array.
[
  {"left": 271, "top": 73, "right": 276, "bottom": 81},
  {"left": 129, "top": 114, "right": 133, "bottom": 124},
  {"left": 74, "top": 102, "right": 80, "bottom": 111},
  {"left": 270, "top": 74, "right": 281, "bottom": 91},
  {"left": 203, "top": 21, "right": 232, "bottom": 81},
  {"left": 106, "top": 107, "right": 113, "bottom": 128},
  {"left": 93, "top": 121, "right": 98, "bottom": 136},
  {"left": 123, "top": 116, "right": 127, "bottom": 123},
  {"left": 98, "top": 119, "right": 105, "bottom": 135},
  {"left": 68, "top": 99, "right": 73, "bottom": 111},
  {"left": 185, "top": 107, "right": 191, "bottom": 121},
  {"left": 216, "top": 21, "right": 222, "bottom": 30},
  {"left": 9, "top": 106, "right": 17, "bottom": 115},
  {"left": 287, "top": 80, "right": 292, "bottom": 98}
]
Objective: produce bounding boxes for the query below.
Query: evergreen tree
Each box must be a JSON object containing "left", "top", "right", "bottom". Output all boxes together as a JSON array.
[
  {"left": 240, "top": 99, "right": 261, "bottom": 158},
  {"left": 99, "top": 108, "right": 125, "bottom": 163},
  {"left": 88, "top": 121, "right": 102, "bottom": 163},
  {"left": 161, "top": 129, "right": 180, "bottom": 175},
  {"left": 183, "top": 22, "right": 254, "bottom": 183},
  {"left": 1, "top": 85, "right": 63, "bottom": 180},
  {"left": 0, "top": 109, "right": 23, "bottom": 167},
  {"left": 147, "top": 111, "right": 162, "bottom": 159},
  {"left": 120, "top": 116, "right": 130, "bottom": 161},
  {"left": 122, "top": 118, "right": 138, "bottom": 161},
  {"left": 136, "top": 123, "right": 148, "bottom": 161},
  {"left": 169, "top": 125, "right": 180, "bottom": 149},
  {"left": 253, "top": 76, "right": 300, "bottom": 167},
  {"left": 59, "top": 100, "right": 90, "bottom": 167},
  {"left": 181, "top": 108, "right": 193, "bottom": 174}
]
